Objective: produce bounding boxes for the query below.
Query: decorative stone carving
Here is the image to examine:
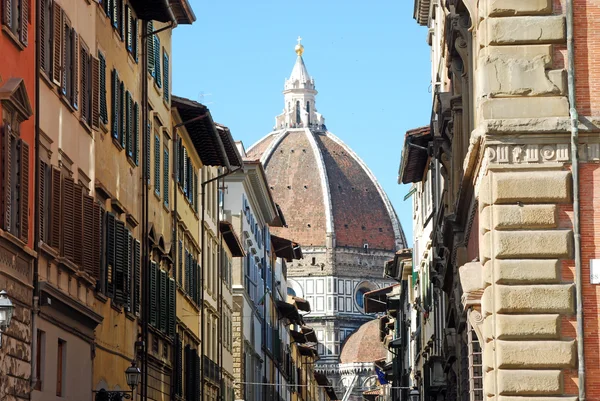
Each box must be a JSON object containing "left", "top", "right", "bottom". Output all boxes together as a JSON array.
[{"left": 486, "top": 143, "right": 600, "bottom": 163}]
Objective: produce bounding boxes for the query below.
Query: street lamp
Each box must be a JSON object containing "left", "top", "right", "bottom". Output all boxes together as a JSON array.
[
  {"left": 0, "top": 290, "right": 15, "bottom": 347},
  {"left": 94, "top": 362, "right": 141, "bottom": 401},
  {"left": 409, "top": 388, "right": 420, "bottom": 401}
]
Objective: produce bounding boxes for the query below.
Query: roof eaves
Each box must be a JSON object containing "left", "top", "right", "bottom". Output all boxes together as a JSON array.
[
  {"left": 398, "top": 126, "right": 431, "bottom": 185},
  {"left": 130, "top": 0, "right": 175, "bottom": 23},
  {"left": 168, "top": 0, "right": 196, "bottom": 24}
]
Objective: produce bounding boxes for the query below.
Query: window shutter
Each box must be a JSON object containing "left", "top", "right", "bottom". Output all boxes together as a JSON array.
[
  {"left": 133, "top": 18, "right": 138, "bottom": 63},
  {"left": 154, "top": 37, "right": 161, "bottom": 87},
  {"left": 195, "top": 353, "right": 201, "bottom": 401},
  {"left": 133, "top": 239, "right": 141, "bottom": 315},
  {"left": 126, "top": 6, "right": 132, "bottom": 51},
  {"left": 154, "top": 135, "right": 160, "bottom": 194},
  {"left": 92, "top": 202, "right": 103, "bottom": 282},
  {"left": 99, "top": 53, "right": 108, "bottom": 124},
  {"left": 104, "top": 0, "right": 111, "bottom": 19},
  {"left": 119, "top": 82, "right": 125, "bottom": 147},
  {"left": 182, "top": 147, "right": 188, "bottom": 195},
  {"left": 147, "top": 21, "right": 154, "bottom": 76},
  {"left": 82, "top": 195, "right": 95, "bottom": 276},
  {"left": 72, "top": 29, "right": 79, "bottom": 109},
  {"left": 134, "top": 102, "right": 139, "bottom": 165},
  {"left": 159, "top": 269, "right": 167, "bottom": 332},
  {"left": 163, "top": 149, "right": 169, "bottom": 206},
  {"left": 80, "top": 45, "right": 89, "bottom": 124},
  {"left": 73, "top": 183, "right": 84, "bottom": 268},
  {"left": 126, "top": 231, "right": 132, "bottom": 311},
  {"left": 91, "top": 56, "right": 100, "bottom": 129},
  {"left": 111, "top": 69, "right": 119, "bottom": 139},
  {"left": 61, "top": 15, "right": 70, "bottom": 96},
  {"left": 1, "top": 125, "right": 12, "bottom": 232},
  {"left": 163, "top": 51, "right": 169, "bottom": 103},
  {"left": 125, "top": 91, "right": 132, "bottom": 156},
  {"left": 187, "top": 157, "right": 192, "bottom": 203},
  {"left": 184, "top": 249, "right": 189, "bottom": 293},
  {"left": 50, "top": 167, "right": 61, "bottom": 250},
  {"left": 52, "top": 4, "right": 62, "bottom": 85},
  {"left": 105, "top": 213, "right": 116, "bottom": 297},
  {"left": 39, "top": 161, "right": 47, "bottom": 243},
  {"left": 19, "top": 140, "right": 29, "bottom": 243},
  {"left": 193, "top": 172, "right": 198, "bottom": 213},
  {"left": 20, "top": 0, "right": 28, "bottom": 46},
  {"left": 111, "top": 0, "right": 118, "bottom": 28},
  {"left": 118, "top": 0, "right": 124, "bottom": 40},
  {"left": 61, "top": 177, "right": 75, "bottom": 260},
  {"left": 145, "top": 119, "right": 151, "bottom": 183},
  {"left": 2, "top": 0, "right": 11, "bottom": 27},
  {"left": 114, "top": 220, "right": 126, "bottom": 305},
  {"left": 40, "top": 0, "right": 47, "bottom": 71},
  {"left": 178, "top": 240, "right": 183, "bottom": 286},
  {"left": 150, "top": 261, "right": 157, "bottom": 326},
  {"left": 184, "top": 345, "right": 191, "bottom": 401},
  {"left": 168, "top": 278, "right": 176, "bottom": 338}
]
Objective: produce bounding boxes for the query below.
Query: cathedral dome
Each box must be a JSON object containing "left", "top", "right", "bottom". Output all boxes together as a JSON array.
[
  {"left": 339, "top": 319, "right": 387, "bottom": 364},
  {"left": 247, "top": 39, "right": 405, "bottom": 251}
]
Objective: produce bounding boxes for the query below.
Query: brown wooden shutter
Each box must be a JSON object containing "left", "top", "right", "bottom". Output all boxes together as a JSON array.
[
  {"left": 50, "top": 167, "right": 61, "bottom": 250},
  {"left": 72, "top": 30, "right": 79, "bottom": 109},
  {"left": 92, "top": 202, "right": 102, "bottom": 282},
  {"left": 40, "top": 0, "right": 46, "bottom": 70},
  {"left": 80, "top": 43, "right": 88, "bottom": 123},
  {"left": 91, "top": 56, "right": 100, "bottom": 130},
  {"left": 0, "top": 125, "right": 12, "bottom": 231},
  {"left": 52, "top": 4, "right": 62, "bottom": 85},
  {"left": 82, "top": 195, "right": 94, "bottom": 276},
  {"left": 19, "top": 140, "right": 29, "bottom": 243},
  {"left": 39, "top": 161, "right": 47, "bottom": 243},
  {"left": 19, "top": 0, "right": 28, "bottom": 46},
  {"left": 61, "top": 177, "right": 75, "bottom": 260},
  {"left": 73, "top": 183, "right": 83, "bottom": 267},
  {"left": 2, "top": 0, "right": 11, "bottom": 27}
]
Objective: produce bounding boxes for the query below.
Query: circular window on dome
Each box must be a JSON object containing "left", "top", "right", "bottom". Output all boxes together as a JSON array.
[{"left": 354, "top": 281, "right": 377, "bottom": 313}]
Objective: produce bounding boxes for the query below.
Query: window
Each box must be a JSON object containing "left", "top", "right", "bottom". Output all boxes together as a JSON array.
[
  {"left": 125, "top": 5, "right": 138, "bottom": 61},
  {"left": 1, "top": 105, "right": 30, "bottom": 242},
  {"left": 154, "top": 133, "right": 160, "bottom": 196},
  {"left": 2, "top": 0, "right": 29, "bottom": 46},
  {"left": 163, "top": 147, "right": 169, "bottom": 207},
  {"left": 79, "top": 40, "right": 93, "bottom": 127},
  {"left": 40, "top": 0, "right": 52, "bottom": 74},
  {"left": 56, "top": 339, "right": 65, "bottom": 397},
  {"left": 125, "top": 91, "right": 133, "bottom": 157},
  {"left": 35, "top": 330, "right": 45, "bottom": 391},
  {"left": 98, "top": 52, "right": 108, "bottom": 125}
]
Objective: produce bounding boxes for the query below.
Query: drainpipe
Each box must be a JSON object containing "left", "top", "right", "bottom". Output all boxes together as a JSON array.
[
  {"left": 565, "top": 1, "right": 584, "bottom": 400},
  {"left": 140, "top": 17, "right": 176, "bottom": 401},
  {"left": 31, "top": 0, "right": 42, "bottom": 391},
  {"left": 201, "top": 165, "right": 242, "bottom": 401},
  {"left": 171, "top": 128, "right": 179, "bottom": 401}
]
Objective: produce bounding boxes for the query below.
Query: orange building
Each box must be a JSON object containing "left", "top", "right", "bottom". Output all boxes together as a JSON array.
[{"left": 0, "top": 1, "right": 35, "bottom": 399}]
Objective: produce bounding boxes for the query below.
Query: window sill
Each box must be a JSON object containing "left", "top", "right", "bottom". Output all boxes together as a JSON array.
[
  {"left": 80, "top": 118, "right": 92, "bottom": 135},
  {"left": 163, "top": 202, "right": 170, "bottom": 213},
  {"left": 127, "top": 51, "right": 138, "bottom": 66},
  {"left": 154, "top": 190, "right": 161, "bottom": 201},
  {"left": 153, "top": 81, "right": 162, "bottom": 96},
  {"left": 59, "top": 94, "right": 77, "bottom": 114},
  {"left": 127, "top": 156, "right": 137, "bottom": 169},
  {"left": 163, "top": 97, "right": 170, "bottom": 110},
  {"left": 40, "top": 70, "right": 55, "bottom": 90},
  {"left": 112, "top": 136, "right": 124, "bottom": 151},
  {"left": 95, "top": 292, "right": 108, "bottom": 304},
  {"left": 2, "top": 26, "right": 25, "bottom": 51}
]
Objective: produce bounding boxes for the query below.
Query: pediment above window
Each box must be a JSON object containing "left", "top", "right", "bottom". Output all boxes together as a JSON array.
[{"left": 0, "top": 78, "right": 33, "bottom": 120}]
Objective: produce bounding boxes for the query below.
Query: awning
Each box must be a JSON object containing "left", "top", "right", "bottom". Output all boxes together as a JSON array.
[
  {"left": 314, "top": 372, "right": 338, "bottom": 400},
  {"left": 172, "top": 96, "right": 240, "bottom": 168},
  {"left": 292, "top": 296, "right": 311, "bottom": 312},
  {"left": 276, "top": 300, "right": 301, "bottom": 325},
  {"left": 297, "top": 344, "right": 317, "bottom": 357},
  {"left": 271, "top": 235, "right": 302, "bottom": 262},
  {"left": 219, "top": 221, "right": 245, "bottom": 257},
  {"left": 364, "top": 285, "right": 399, "bottom": 313},
  {"left": 398, "top": 125, "right": 431, "bottom": 184},
  {"left": 301, "top": 326, "right": 317, "bottom": 343},
  {"left": 290, "top": 329, "right": 307, "bottom": 344},
  {"left": 216, "top": 124, "right": 244, "bottom": 169}
]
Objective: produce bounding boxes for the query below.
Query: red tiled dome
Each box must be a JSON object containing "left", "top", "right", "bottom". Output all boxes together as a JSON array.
[
  {"left": 247, "top": 129, "right": 406, "bottom": 250},
  {"left": 339, "top": 319, "right": 387, "bottom": 364}
]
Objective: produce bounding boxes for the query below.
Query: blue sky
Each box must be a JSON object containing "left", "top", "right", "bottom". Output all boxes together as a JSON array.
[{"left": 172, "top": 0, "right": 431, "bottom": 245}]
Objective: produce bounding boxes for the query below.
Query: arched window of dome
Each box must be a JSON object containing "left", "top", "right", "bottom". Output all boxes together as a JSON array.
[
  {"left": 287, "top": 287, "right": 296, "bottom": 297},
  {"left": 296, "top": 100, "right": 301, "bottom": 124},
  {"left": 306, "top": 101, "right": 310, "bottom": 125}
]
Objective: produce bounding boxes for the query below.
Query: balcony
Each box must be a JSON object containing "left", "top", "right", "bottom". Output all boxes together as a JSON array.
[{"left": 203, "top": 356, "right": 219, "bottom": 383}]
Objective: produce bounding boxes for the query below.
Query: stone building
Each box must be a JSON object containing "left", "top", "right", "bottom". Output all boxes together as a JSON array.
[
  {"left": 246, "top": 40, "right": 406, "bottom": 395},
  {"left": 398, "top": 0, "right": 600, "bottom": 400}
]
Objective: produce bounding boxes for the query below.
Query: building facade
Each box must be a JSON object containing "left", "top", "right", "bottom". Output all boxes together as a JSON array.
[
  {"left": 398, "top": 0, "right": 600, "bottom": 400},
  {"left": 246, "top": 41, "right": 406, "bottom": 397}
]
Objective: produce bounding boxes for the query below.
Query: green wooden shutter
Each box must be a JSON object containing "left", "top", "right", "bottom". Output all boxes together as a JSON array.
[
  {"left": 147, "top": 22, "right": 154, "bottom": 76},
  {"left": 154, "top": 37, "right": 161, "bottom": 87},
  {"left": 163, "top": 51, "right": 169, "bottom": 102},
  {"left": 178, "top": 240, "right": 183, "bottom": 286},
  {"left": 133, "top": 239, "right": 141, "bottom": 315},
  {"left": 168, "top": 278, "right": 176, "bottom": 338},
  {"left": 182, "top": 147, "right": 188, "bottom": 196},
  {"left": 184, "top": 249, "right": 189, "bottom": 294},
  {"left": 125, "top": 90, "right": 132, "bottom": 156},
  {"left": 159, "top": 269, "right": 168, "bottom": 333},
  {"left": 195, "top": 353, "right": 201, "bottom": 401},
  {"left": 150, "top": 261, "right": 157, "bottom": 327},
  {"left": 105, "top": 213, "right": 116, "bottom": 297},
  {"left": 193, "top": 172, "right": 198, "bottom": 213},
  {"left": 145, "top": 119, "right": 151, "bottom": 183},
  {"left": 119, "top": 82, "right": 125, "bottom": 147},
  {"left": 99, "top": 52, "right": 108, "bottom": 124},
  {"left": 163, "top": 148, "right": 169, "bottom": 206},
  {"left": 126, "top": 6, "right": 132, "bottom": 51},
  {"left": 154, "top": 135, "right": 160, "bottom": 195},
  {"left": 114, "top": 220, "right": 126, "bottom": 305},
  {"left": 175, "top": 335, "right": 183, "bottom": 396},
  {"left": 111, "top": 69, "right": 119, "bottom": 139},
  {"left": 133, "top": 102, "right": 139, "bottom": 165}
]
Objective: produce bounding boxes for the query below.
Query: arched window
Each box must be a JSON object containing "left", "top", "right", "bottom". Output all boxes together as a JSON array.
[
  {"left": 306, "top": 101, "right": 310, "bottom": 125},
  {"left": 287, "top": 287, "right": 297, "bottom": 297},
  {"left": 296, "top": 100, "right": 301, "bottom": 124}
]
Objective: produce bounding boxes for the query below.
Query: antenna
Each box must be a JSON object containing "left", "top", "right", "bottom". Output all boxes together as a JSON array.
[{"left": 197, "top": 91, "right": 214, "bottom": 105}]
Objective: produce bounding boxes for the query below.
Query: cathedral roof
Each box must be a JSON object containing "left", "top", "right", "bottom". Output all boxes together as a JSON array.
[
  {"left": 247, "top": 40, "right": 405, "bottom": 251},
  {"left": 339, "top": 319, "right": 387, "bottom": 364},
  {"left": 247, "top": 129, "right": 406, "bottom": 250}
]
